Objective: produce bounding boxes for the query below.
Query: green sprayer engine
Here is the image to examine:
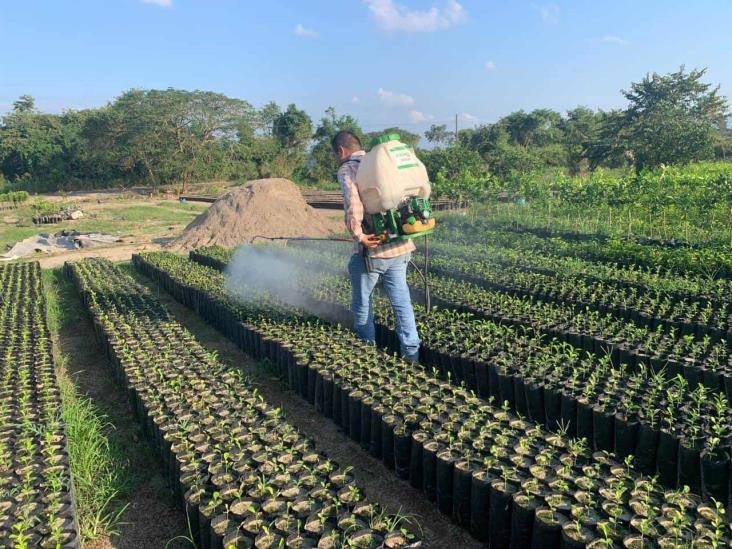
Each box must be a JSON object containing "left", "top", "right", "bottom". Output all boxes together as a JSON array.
[
  {"left": 369, "top": 196, "right": 435, "bottom": 242},
  {"left": 356, "top": 133, "right": 436, "bottom": 243}
]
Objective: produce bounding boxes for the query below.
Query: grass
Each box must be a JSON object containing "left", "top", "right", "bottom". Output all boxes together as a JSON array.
[
  {"left": 0, "top": 198, "right": 208, "bottom": 251},
  {"left": 43, "top": 268, "right": 132, "bottom": 542}
]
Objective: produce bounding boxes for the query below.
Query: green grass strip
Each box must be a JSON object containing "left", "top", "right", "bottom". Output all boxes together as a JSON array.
[{"left": 43, "top": 269, "right": 130, "bottom": 542}]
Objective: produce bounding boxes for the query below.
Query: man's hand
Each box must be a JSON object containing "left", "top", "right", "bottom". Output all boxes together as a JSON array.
[{"left": 359, "top": 234, "right": 381, "bottom": 249}]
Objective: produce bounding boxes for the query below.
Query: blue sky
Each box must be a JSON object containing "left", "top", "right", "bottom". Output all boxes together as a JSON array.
[{"left": 1, "top": 0, "right": 730, "bottom": 134}]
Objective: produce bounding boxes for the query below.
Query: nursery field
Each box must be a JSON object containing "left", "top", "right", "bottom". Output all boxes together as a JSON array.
[{"left": 5, "top": 206, "right": 732, "bottom": 548}]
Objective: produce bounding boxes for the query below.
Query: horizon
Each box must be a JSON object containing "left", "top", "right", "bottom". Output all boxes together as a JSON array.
[{"left": 1, "top": 0, "right": 730, "bottom": 133}]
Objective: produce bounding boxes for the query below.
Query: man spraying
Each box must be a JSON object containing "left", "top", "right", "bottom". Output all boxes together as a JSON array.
[{"left": 332, "top": 130, "right": 421, "bottom": 362}]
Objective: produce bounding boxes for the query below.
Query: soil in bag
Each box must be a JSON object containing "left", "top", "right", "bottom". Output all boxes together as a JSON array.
[
  {"left": 422, "top": 440, "right": 441, "bottom": 502},
  {"left": 510, "top": 493, "right": 539, "bottom": 549},
  {"left": 613, "top": 416, "right": 638, "bottom": 458},
  {"left": 409, "top": 431, "right": 429, "bottom": 490},
  {"left": 469, "top": 469, "right": 495, "bottom": 543},
  {"left": 700, "top": 449, "right": 730, "bottom": 507},
  {"left": 656, "top": 430, "right": 679, "bottom": 487},
  {"left": 394, "top": 426, "right": 412, "bottom": 481},
  {"left": 633, "top": 422, "right": 658, "bottom": 476},
  {"left": 592, "top": 406, "right": 614, "bottom": 452},
  {"left": 488, "top": 479, "right": 516, "bottom": 549},
  {"left": 452, "top": 460, "right": 474, "bottom": 527},
  {"left": 677, "top": 442, "right": 702, "bottom": 495},
  {"left": 435, "top": 449, "right": 459, "bottom": 516},
  {"left": 531, "top": 508, "right": 567, "bottom": 549}
]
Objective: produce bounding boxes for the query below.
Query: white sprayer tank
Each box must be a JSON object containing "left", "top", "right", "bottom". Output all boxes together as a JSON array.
[{"left": 356, "top": 133, "right": 431, "bottom": 215}]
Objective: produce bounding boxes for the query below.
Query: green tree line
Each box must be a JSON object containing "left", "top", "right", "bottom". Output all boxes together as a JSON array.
[
  {"left": 0, "top": 67, "right": 729, "bottom": 194},
  {"left": 422, "top": 67, "right": 730, "bottom": 182}
]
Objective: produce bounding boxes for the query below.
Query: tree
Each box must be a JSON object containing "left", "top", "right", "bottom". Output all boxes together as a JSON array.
[
  {"left": 560, "top": 106, "right": 601, "bottom": 174},
  {"left": 0, "top": 95, "right": 72, "bottom": 189},
  {"left": 419, "top": 145, "right": 487, "bottom": 182},
  {"left": 13, "top": 95, "right": 35, "bottom": 113},
  {"left": 365, "top": 127, "right": 420, "bottom": 149},
  {"left": 714, "top": 117, "right": 732, "bottom": 160},
  {"left": 619, "top": 67, "right": 728, "bottom": 169},
  {"left": 501, "top": 109, "right": 562, "bottom": 148},
  {"left": 585, "top": 109, "right": 630, "bottom": 170},
  {"left": 424, "top": 124, "right": 453, "bottom": 146},
  {"left": 307, "top": 107, "right": 363, "bottom": 184},
  {"left": 107, "top": 88, "right": 256, "bottom": 192},
  {"left": 258, "top": 101, "right": 282, "bottom": 136},
  {"left": 273, "top": 104, "right": 313, "bottom": 152}
]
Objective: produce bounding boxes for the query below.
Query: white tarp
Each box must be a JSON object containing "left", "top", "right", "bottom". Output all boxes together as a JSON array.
[{"left": 1, "top": 230, "right": 121, "bottom": 261}]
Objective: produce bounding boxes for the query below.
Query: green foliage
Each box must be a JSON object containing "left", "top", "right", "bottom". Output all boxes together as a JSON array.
[
  {"left": 0, "top": 190, "right": 28, "bottom": 204},
  {"left": 365, "top": 126, "right": 420, "bottom": 149},
  {"left": 1, "top": 67, "right": 729, "bottom": 193},
  {"left": 621, "top": 67, "right": 727, "bottom": 169},
  {"left": 432, "top": 170, "right": 499, "bottom": 203},
  {"left": 273, "top": 103, "right": 313, "bottom": 151},
  {"left": 0, "top": 100, "right": 70, "bottom": 188},
  {"left": 560, "top": 107, "right": 601, "bottom": 174},
  {"left": 435, "top": 67, "right": 730, "bottom": 182},
  {"left": 306, "top": 107, "right": 363, "bottom": 184},
  {"left": 585, "top": 67, "right": 729, "bottom": 170},
  {"left": 500, "top": 108, "right": 562, "bottom": 148},
  {"left": 485, "top": 140, "right": 545, "bottom": 180},
  {"left": 425, "top": 124, "right": 453, "bottom": 146},
  {"left": 420, "top": 145, "right": 487, "bottom": 182},
  {"left": 31, "top": 197, "right": 69, "bottom": 216},
  {"left": 43, "top": 269, "right": 130, "bottom": 541},
  {"left": 0, "top": 90, "right": 297, "bottom": 192}
]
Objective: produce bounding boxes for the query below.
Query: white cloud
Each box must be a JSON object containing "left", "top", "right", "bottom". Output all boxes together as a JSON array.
[
  {"left": 600, "top": 35, "right": 629, "bottom": 46},
  {"left": 484, "top": 60, "right": 496, "bottom": 71},
  {"left": 461, "top": 113, "right": 478, "bottom": 122},
  {"left": 535, "top": 3, "right": 560, "bottom": 24},
  {"left": 140, "top": 0, "right": 172, "bottom": 7},
  {"left": 409, "top": 110, "right": 434, "bottom": 123},
  {"left": 364, "top": 0, "right": 467, "bottom": 32},
  {"left": 377, "top": 88, "right": 415, "bottom": 106},
  {"left": 351, "top": 96, "right": 360, "bottom": 104},
  {"left": 294, "top": 24, "right": 318, "bottom": 38}
]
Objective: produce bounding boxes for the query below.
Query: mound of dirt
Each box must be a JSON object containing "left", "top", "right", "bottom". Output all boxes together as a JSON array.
[{"left": 169, "top": 178, "right": 337, "bottom": 250}]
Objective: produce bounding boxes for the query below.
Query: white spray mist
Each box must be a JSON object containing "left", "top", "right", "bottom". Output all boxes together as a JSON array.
[{"left": 224, "top": 244, "right": 342, "bottom": 315}]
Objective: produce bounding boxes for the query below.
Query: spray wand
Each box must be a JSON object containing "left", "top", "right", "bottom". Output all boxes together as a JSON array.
[{"left": 250, "top": 235, "right": 432, "bottom": 313}]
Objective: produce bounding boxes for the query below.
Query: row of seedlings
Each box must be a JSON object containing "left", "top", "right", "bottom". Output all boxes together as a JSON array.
[
  {"left": 433, "top": 215, "right": 731, "bottom": 279},
  {"left": 66, "top": 258, "right": 421, "bottom": 549},
  {"left": 188, "top": 245, "right": 732, "bottom": 505},
  {"left": 135, "top": 251, "right": 732, "bottom": 548},
  {"left": 311, "top": 270, "right": 732, "bottom": 507},
  {"left": 254, "top": 239, "right": 732, "bottom": 392},
  {"left": 420, "top": 239, "right": 732, "bottom": 306},
  {"left": 0, "top": 262, "right": 79, "bottom": 548},
  {"left": 405, "top": 270, "right": 732, "bottom": 396},
  {"left": 418, "top": 249, "right": 731, "bottom": 346}
]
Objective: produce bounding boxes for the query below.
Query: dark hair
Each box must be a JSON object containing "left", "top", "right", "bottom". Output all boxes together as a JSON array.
[{"left": 331, "top": 130, "right": 362, "bottom": 153}]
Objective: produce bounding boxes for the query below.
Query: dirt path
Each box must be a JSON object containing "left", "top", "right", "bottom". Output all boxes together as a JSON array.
[
  {"left": 134, "top": 268, "right": 482, "bottom": 549},
  {"left": 50, "top": 270, "right": 189, "bottom": 548}
]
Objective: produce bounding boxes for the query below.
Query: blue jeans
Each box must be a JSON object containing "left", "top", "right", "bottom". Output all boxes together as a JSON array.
[{"left": 347, "top": 252, "right": 420, "bottom": 361}]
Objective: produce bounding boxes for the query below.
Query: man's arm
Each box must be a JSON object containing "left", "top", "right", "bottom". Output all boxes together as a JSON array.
[{"left": 337, "top": 162, "right": 379, "bottom": 248}]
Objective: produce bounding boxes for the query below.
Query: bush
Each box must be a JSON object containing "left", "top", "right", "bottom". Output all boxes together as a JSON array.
[{"left": 0, "top": 189, "right": 29, "bottom": 205}]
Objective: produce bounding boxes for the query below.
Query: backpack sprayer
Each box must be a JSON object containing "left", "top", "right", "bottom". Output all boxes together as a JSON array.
[{"left": 356, "top": 133, "right": 436, "bottom": 243}]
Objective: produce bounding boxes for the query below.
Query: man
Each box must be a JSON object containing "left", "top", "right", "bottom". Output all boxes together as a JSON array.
[{"left": 332, "top": 130, "right": 420, "bottom": 362}]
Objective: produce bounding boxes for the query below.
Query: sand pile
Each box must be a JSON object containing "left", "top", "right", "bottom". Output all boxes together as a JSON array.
[{"left": 169, "top": 178, "right": 336, "bottom": 250}]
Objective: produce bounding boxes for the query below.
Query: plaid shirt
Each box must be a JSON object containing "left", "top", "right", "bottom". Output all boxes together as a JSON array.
[{"left": 337, "top": 151, "right": 416, "bottom": 259}]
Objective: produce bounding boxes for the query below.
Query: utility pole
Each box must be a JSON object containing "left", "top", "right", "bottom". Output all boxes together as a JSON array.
[{"left": 454, "top": 113, "right": 458, "bottom": 141}]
